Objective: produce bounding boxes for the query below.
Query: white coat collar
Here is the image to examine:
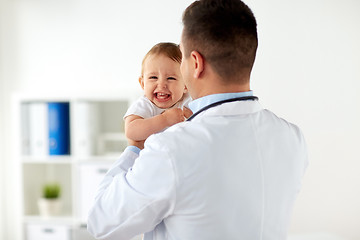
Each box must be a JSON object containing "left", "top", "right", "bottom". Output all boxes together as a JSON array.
[{"left": 190, "top": 100, "right": 263, "bottom": 121}]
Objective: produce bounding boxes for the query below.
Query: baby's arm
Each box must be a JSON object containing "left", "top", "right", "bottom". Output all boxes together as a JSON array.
[{"left": 125, "top": 108, "right": 188, "bottom": 142}]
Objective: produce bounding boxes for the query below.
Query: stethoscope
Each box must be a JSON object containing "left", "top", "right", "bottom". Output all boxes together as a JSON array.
[{"left": 187, "top": 96, "right": 258, "bottom": 121}]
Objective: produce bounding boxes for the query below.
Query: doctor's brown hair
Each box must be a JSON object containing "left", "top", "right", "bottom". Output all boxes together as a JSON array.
[
  {"left": 141, "top": 42, "right": 182, "bottom": 76},
  {"left": 182, "top": 0, "right": 258, "bottom": 83}
]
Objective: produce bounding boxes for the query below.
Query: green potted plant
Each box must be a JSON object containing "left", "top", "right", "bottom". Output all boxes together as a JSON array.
[{"left": 38, "top": 182, "right": 62, "bottom": 217}]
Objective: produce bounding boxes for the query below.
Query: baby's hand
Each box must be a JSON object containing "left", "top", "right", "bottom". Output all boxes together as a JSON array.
[
  {"left": 162, "top": 108, "right": 187, "bottom": 126},
  {"left": 183, "top": 107, "right": 193, "bottom": 119}
]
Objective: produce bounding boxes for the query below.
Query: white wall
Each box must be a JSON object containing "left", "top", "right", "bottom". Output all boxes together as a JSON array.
[
  {"left": 0, "top": 0, "right": 359, "bottom": 239},
  {"left": 0, "top": 0, "right": 14, "bottom": 238}
]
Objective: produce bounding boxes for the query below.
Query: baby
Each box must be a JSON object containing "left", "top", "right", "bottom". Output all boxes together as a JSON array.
[{"left": 124, "top": 42, "right": 192, "bottom": 147}]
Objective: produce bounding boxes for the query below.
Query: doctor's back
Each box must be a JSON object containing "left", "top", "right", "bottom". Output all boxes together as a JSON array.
[{"left": 146, "top": 99, "right": 308, "bottom": 239}]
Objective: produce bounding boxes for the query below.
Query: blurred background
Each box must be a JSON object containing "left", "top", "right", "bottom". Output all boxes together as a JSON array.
[{"left": 0, "top": 0, "right": 359, "bottom": 239}]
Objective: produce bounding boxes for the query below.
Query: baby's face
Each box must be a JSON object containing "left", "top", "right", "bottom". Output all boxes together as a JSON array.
[{"left": 140, "top": 54, "right": 186, "bottom": 109}]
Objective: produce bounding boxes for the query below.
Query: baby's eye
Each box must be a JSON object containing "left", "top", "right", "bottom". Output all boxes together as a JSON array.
[
  {"left": 149, "top": 76, "right": 158, "bottom": 80},
  {"left": 167, "top": 77, "right": 176, "bottom": 80}
]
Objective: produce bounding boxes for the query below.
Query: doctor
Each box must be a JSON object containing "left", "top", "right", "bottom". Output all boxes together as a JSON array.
[{"left": 87, "top": 0, "right": 308, "bottom": 239}]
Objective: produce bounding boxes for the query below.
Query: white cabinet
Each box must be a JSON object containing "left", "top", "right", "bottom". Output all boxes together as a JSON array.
[
  {"left": 15, "top": 94, "right": 141, "bottom": 240},
  {"left": 26, "top": 224, "right": 71, "bottom": 240},
  {"left": 78, "top": 162, "right": 112, "bottom": 223}
]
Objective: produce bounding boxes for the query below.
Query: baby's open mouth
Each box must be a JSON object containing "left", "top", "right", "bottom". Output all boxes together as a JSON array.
[{"left": 155, "top": 92, "right": 171, "bottom": 102}]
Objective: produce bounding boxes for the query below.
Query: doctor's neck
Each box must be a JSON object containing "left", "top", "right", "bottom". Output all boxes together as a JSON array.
[{"left": 190, "top": 75, "right": 251, "bottom": 100}]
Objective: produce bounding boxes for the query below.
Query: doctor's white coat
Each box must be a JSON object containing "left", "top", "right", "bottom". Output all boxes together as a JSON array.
[{"left": 87, "top": 100, "right": 308, "bottom": 240}]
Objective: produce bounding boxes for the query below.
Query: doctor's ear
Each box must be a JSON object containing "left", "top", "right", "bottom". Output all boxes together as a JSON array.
[
  {"left": 138, "top": 77, "right": 144, "bottom": 90},
  {"left": 191, "top": 51, "right": 204, "bottom": 79}
]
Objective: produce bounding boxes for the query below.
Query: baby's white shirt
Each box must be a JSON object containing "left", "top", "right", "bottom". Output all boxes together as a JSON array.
[{"left": 123, "top": 94, "right": 192, "bottom": 120}]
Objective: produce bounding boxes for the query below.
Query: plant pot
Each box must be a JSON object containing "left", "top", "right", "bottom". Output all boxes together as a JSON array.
[{"left": 38, "top": 198, "right": 62, "bottom": 217}]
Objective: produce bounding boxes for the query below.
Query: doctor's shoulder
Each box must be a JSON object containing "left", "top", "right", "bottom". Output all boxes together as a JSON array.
[
  {"left": 262, "top": 108, "right": 307, "bottom": 152},
  {"left": 145, "top": 121, "right": 194, "bottom": 150}
]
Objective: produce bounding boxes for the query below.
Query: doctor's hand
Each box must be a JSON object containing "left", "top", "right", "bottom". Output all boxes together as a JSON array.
[{"left": 127, "top": 139, "right": 145, "bottom": 150}]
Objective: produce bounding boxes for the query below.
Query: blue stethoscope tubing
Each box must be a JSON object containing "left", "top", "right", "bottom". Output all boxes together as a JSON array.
[{"left": 186, "top": 96, "right": 259, "bottom": 121}]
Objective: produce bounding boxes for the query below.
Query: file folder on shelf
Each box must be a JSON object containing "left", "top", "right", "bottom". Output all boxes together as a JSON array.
[
  {"left": 28, "top": 102, "right": 48, "bottom": 156},
  {"left": 48, "top": 102, "right": 70, "bottom": 155}
]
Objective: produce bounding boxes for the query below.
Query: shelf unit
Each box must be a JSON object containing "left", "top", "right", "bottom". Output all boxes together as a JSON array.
[{"left": 13, "top": 93, "right": 142, "bottom": 240}]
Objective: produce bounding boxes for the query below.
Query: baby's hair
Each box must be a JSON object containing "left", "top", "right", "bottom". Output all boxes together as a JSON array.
[{"left": 141, "top": 42, "right": 182, "bottom": 76}]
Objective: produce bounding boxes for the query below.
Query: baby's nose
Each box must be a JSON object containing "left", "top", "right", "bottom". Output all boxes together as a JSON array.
[{"left": 158, "top": 80, "right": 167, "bottom": 89}]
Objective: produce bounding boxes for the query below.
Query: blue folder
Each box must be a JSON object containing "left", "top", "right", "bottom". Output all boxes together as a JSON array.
[{"left": 48, "top": 102, "right": 70, "bottom": 155}]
